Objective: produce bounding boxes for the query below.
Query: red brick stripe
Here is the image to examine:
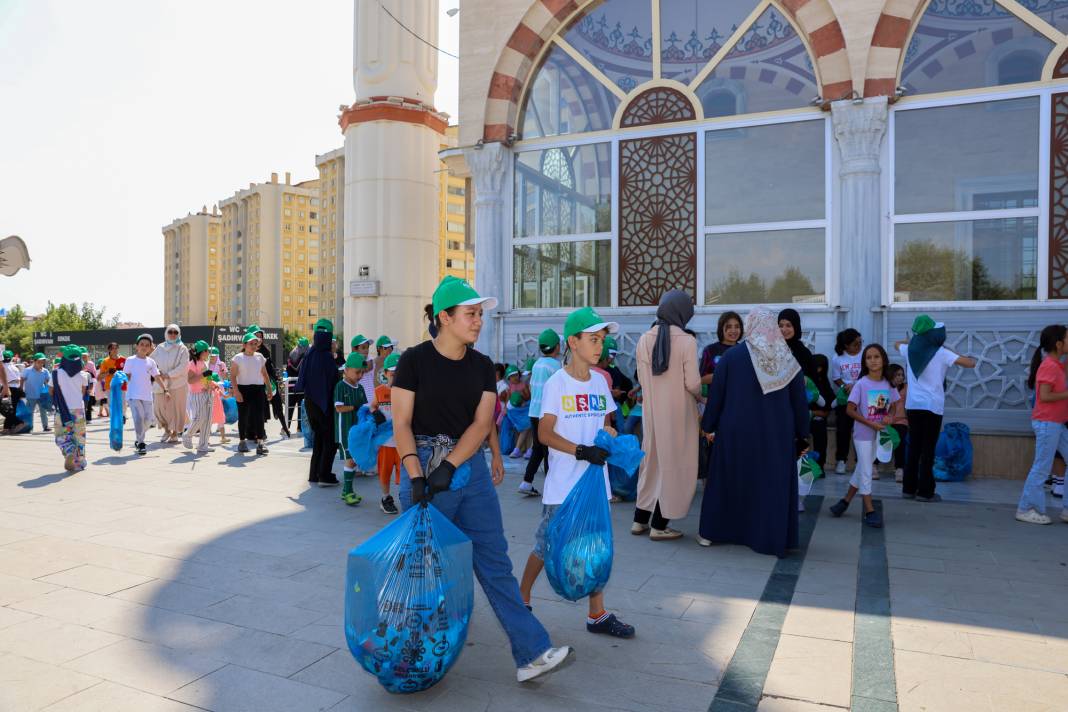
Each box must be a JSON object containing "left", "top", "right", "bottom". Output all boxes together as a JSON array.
[
  {"left": 507, "top": 23, "right": 545, "bottom": 59},
  {"left": 541, "top": 0, "right": 578, "bottom": 22},
  {"left": 488, "top": 72, "right": 523, "bottom": 102},
  {"left": 779, "top": 0, "right": 812, "bottom": 13},
  {"left": 871, "top": 13, "right": 912, "bottom": 48},
  {"left": 809, "top": 20, "right": 846, "bottom": 57},
  {"left": 821, "top": 79, "right": 854, "bottom": 101}
]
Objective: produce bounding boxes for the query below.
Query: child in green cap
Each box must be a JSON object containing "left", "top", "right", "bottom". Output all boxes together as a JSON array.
[
  {"left": 335, "top": 352, "right": 369, "bottom": 505},
  {"left": 122, "top": 334, "right": 161, "bottom": 455},
  {"left": 520, "top": 327, "right": 563, "bottom": 496},
  {"left": 231, "top": 333, "right": 271, "bottom": 456},
  {"left": 373, "top": 335, "right": 396, "bottom": 386},
  {"left": 518, "top": 306, "right": 634, "bottom": 639},
  {"left": 183, "top": 340, "right": 218, "bottom": 454},
  {"left": 372, "top": 352, "right": 401, "bottom": 514},
  {"left": 350, "top": 334, "right": 376, "bottom": 475}
]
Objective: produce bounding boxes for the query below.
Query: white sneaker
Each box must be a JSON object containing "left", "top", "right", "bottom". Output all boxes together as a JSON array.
[
  {"left": 894, "top": 468, "right": 904, "bottom": 483},
  {"left": 696, "top": 536, "right": 712, "bottom": 547},
  {"left": 630, "top": 522, "right": 650, "bottom": 535},
  {"left": 517, "top": 645, "right": 574, "bottom": 683},
  {"left": 1015, "top": 509, "right": 1052, "bottom": 525},
  {"left": 835, "top": 461, "right": 846, "bottom": 475},
  {"left": 182, "top": 437, "right": 193, "bottom": 449}
]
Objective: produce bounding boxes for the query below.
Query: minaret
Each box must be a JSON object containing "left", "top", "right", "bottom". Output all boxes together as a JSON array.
[{"left": 341, "top": 0, "right": 445, "bottom": 347}]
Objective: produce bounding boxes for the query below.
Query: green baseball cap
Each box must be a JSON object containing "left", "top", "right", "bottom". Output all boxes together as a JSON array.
[
  {"left": 33, "top": 352, "right": 45, "bottom": 361},
  {"left": 345, "top": 352, "right": 367, "bottom": 369},
  {"left": 193, "top": 340, "right": 210, "bottom": 354},
  {"left": 376, "top": 335, "right": 396, "bottom": 349},
  {"left": 504, "top": 365, "right": 519, "bottom": 379},
  {"left": 605, "top": 336, "right": 619, "bottom": 354},
  {"left": 431, "top": 275, "right": 497, "bottom": 316},
  {"left": 297, "top": 337, "right": 309, "bottom": 347},
  {"left": 563, "top": 306, "right": 619, "bottom": 341},
  {"left": 53, "top": 357, "right": 61, "bottom": 365},
  {"left": 314, "top": 318, "right": 333, "bottom": 333},
  {"left": 2, "top": 350, "right": 12, "bottom": 359},
  {"left": 242, "top": 333, "right": 259, "bottom": 344},
  {"left": 61, "top": 344, "right": 81, "bottom": 360},
  {"left": 911, "top": 314, "right": 935, "bottom": 335},
  {"left": 350, "top": 334, "right": 371, "bottom": 349},
  {"left": 383, "top": 353, "right": 400, "bottom": 371},
  {"left": 245, "top": 323, "right": 262, "bottom": 334},
  {"left": 537, "top": 329, "right": 560, "bottom": 350},
  {"left": 523, "top": 357, "right": 535, "bottom": 373},
  {"left": 209, "top": 346, "right": 219, "bottom": 355}
]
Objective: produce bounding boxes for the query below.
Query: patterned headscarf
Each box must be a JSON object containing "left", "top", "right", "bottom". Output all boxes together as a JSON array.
[{"left": 744, "top": 307, "right": 800, "bottom": 395}]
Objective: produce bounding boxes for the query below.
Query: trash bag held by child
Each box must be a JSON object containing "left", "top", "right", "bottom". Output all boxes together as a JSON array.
[
  {"left": 606, "top": 431, "right": 644, "bottom": 501},
  {"left": 348, "top": 404, "right": 396, "bottom": 473},
  {"left": 545, "top": 430, "right": 640, "bottom": 601},
  {"left": 300, "top": 401, "right": 313, "bottom": 449},
  {"left": 109, "top": 372, "right": 127, "bottom": 451},
  {"left": 934, "top": 422, "right": 972, "bottom": 482},
  {"left": 498, "top": 412, "right": 517, "bottom": 455},
  {"left": 504, "top": 403, "right": 530, "bottom": 433},
  {"left": 345, "top": 502, "right": 473, "bottom": 694},
  {"left": 222, "top": 396, "right": 238, "bottom": 425},
  {"left": 14, "top": 400, "right": 32, "bottom": 433}
]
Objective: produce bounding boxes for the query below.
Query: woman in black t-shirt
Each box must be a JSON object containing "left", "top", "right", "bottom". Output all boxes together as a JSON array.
[{"left": 391, "top": 276, "right": 573, "bottom": 683}]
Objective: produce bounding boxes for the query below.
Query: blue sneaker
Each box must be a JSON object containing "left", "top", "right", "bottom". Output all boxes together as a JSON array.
[
  {"left": 587, "top": 613, "right": 635, "bottom": 639},
  {"left": 829, "top": 498, "right": 849, "bottom": 517},
  {"left": 864, "top": 510, "right": 883, "bottom": 528}
]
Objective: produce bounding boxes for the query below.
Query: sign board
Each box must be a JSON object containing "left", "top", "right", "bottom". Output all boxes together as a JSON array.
[{"left": 349, "top": 280, "right": 380, "bottom": 297}]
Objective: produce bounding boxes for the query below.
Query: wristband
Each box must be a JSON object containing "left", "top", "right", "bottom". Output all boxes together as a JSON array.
[{"left": 401, "top": 453, "right": 419, "bottom": 463}]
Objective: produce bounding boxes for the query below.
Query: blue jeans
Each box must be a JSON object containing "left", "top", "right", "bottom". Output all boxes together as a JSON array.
[
  {"left": 622, "top": 414, "right": 641, "bottom": 436},
  {"left": 25, "top": 399, "right": 50, "bottom": 430},
  {"left": 399, "top": 446, "right": 553, "bottom": 668},
  {"left": 1018, "top": 420, "right": 1068, "bottom": 514}
]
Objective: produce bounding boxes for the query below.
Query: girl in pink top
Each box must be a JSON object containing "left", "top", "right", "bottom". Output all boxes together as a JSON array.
[
  {"left": 184, "top": 341, "right": 218, "bottom": 454},
  {"left": 1016, "top": 325, "right": 1068, "bottom": 524}
]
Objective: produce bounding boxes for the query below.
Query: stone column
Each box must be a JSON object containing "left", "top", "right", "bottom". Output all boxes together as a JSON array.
[
  {"left": 464, "top": 142, "right": 510, "bottom": 360},
  {"left": 341, "top": 0, "right": 444, "bottom": 349},
  {"left": 832, "top": 96, "right": 888, "bottom": 344}
]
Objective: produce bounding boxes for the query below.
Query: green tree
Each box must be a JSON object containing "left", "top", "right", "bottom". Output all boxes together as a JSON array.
[
  {"left": 708, "top": 269, "right": 766, "bottom": 304},
  {"left": 282, "top": 328, "right": 301, "bottom": 355},
  {"left": 767, "top": 266, "right": 817, "bottom": 303},
  {"left": 0, "top": 302, "right": 119, "bottom": 356}
]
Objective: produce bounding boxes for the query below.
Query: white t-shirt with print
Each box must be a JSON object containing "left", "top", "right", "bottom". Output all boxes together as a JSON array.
[
  {"left": 831, "top": 352, "right": 862, "bottom": 387},
  {"left": 56, "top": 370, "right": 89, "bottom": 411},
  {"left": 897, "top": 344, "right": 960, "bottom": 415},
  {"left": 122, "top": 356, "right": 161, "bottom": 402},
  {"left": 539, "top": 368, "right": 617, "bottom": 506}
]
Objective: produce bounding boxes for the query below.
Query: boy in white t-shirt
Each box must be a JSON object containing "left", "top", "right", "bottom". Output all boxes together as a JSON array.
[
  {"left": 518, "top": 307, "right": 635, "bottom": 640},
  {"left": 122, "top": 334, "right": 161, "bottom": 455}
]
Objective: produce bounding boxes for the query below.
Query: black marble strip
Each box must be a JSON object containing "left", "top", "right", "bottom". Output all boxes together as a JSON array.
[
  {"left": 852, "top": 499, "right": 898, "bottom": 712},
  {"left": 707, "top": 494, "right": 824, "bottom": 712}
]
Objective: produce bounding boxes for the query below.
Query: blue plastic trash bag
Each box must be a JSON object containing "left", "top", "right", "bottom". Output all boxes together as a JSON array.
[
  {"left": 498, "top": 415, "right": 517, "bottom": 455},
  {"left": 348, "top": 405, "right": 396, "bottom": 472},
  {"left": 545, "top": 430, "right": 642, "bottom": 601},
  {"left": 934, "top": 422, "right": 972, "bottom": 482},
  {"left": 345, "top": 502, "right": 473, "bottom": 694},
  {"left": 605, "top": 431, "right": 644, "bottom": 501},
  {"left": 300, "top": 401, "right": 313, "bottom": 449},
  {"left": 109, "top": 372, "right": 127, "bottom": 450},
  {"left": 14, "top": 400, "right": 32, "bottom": 433},
  {"left": 222, "top": 397, "right": 238, "bottom": 425},
  {"left": 504, "top": 404, "right": 530, "bottom": 433}
]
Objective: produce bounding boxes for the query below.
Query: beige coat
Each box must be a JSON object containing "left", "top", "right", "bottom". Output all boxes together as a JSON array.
[{"left": 635, "top": 325, "right": 703, "bottom": 520}]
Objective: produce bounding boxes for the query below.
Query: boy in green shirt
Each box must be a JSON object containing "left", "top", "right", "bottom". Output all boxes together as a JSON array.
[{"left": 335, "top": 352, "right": 369, "bottom": 505}]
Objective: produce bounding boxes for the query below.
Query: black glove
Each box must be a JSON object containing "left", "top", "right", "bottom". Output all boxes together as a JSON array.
[
  {"left": 202, "top": 369, "right": 213, "bottom": 379},
  {"left": 411, "top": 476, "right": 431, "bottom": 505},
  {"left": 426, "top": 460, "right": 456, "bottom": 494},
  {"left": 372, "top": 409, "right": 386, "bottom": 426},
  {"left": 575, "top": 445, "right": 609, "bottom": 466}
]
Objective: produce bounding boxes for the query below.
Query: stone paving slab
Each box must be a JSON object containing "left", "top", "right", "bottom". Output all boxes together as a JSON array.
[{"left": 2, "top": 422, "right": 1068, "bottom": 710}]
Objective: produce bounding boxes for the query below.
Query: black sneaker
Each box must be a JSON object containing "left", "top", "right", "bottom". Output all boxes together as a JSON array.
[
  {"left": 916, "top": 493, "right": 942, "bottom": 503},
  {"left": 380, "top": 495, "right": 399, "bottom": 515},
  {"left": 256, "top": 443, "right": 269, "bottom": 455},
  {"left": 829, "top": 498, "right": 850, "bottom": 517},
  {"left": 238, "top": 440, "right": 250, "bottom": 453},
  {"left": 864, "top": 510, "right": 883, "bottom": 528},
  {"left": 136, "top": 441, "right": 147, "bottom": 455},
  {"left": 281, "top": 424, "right": 291, "bottom": 439},
  {"left": 587, "top": 613, "right": 635, "bottom": 639}
]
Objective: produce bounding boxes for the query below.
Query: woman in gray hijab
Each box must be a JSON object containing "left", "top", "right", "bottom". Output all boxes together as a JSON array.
[{"left": 632, "top": 290, "right": 704, "bottom": 540}]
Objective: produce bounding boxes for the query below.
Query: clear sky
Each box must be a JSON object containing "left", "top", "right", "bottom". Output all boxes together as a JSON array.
[{"left": 0, "top": 0, "right": 460, "bottom": 326}]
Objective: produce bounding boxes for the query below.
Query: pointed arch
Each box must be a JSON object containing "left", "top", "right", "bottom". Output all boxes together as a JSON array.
[{"left": 482, "top": 0, "right": 850, "bottom": 142}]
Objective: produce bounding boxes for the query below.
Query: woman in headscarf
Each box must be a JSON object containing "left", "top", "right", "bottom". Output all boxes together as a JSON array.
[
  {"left": 894, "top": 315, "right": 976, "bottom": 502},
  {"left": 698, "top": 308, "right": 811, "bottom": 557},
  {"left": 777, "top": 308, "right": 814, "bottom": 378},
  {"left": 631, "top": 290, "right": 703, "bottom": 540},
  {"left": 297, "top": 319, "right": 342, "bottom": 486},
  {"left": 286, "top": 337, "right": 309, "bottom": 431},
  {"left": 150, "top": 324, "right": 190, "bottom": 443}
]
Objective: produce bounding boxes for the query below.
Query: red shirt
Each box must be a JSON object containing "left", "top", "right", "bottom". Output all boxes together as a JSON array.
[{"left": 1032, "top": 355, "right": 1068, "bottom": 423}]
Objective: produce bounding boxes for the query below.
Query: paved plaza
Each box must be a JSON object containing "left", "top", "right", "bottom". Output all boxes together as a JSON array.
[{"left": 1, "top": 421, "right": 1067, "bottom": 712}]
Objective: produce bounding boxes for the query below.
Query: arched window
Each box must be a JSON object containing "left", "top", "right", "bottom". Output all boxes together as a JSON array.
[{"left": 513, "top": 0, "right": 827, "bottom": 309}]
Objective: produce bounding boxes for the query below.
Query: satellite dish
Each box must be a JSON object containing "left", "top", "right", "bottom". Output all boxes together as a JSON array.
[{"left": 0, "top": 236, "right": 30, "bottom": 277}]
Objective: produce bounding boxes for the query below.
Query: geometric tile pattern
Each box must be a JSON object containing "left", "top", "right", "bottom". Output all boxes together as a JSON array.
[
  {"left": 619, "top": 87, "right": 696, "bottom": 128},
  {"left": 1051, "top": 91, "right": 1068, "bottom": 297},
  {"left": 942, "top": 329, "right": 1038, "bottom": 410}
]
